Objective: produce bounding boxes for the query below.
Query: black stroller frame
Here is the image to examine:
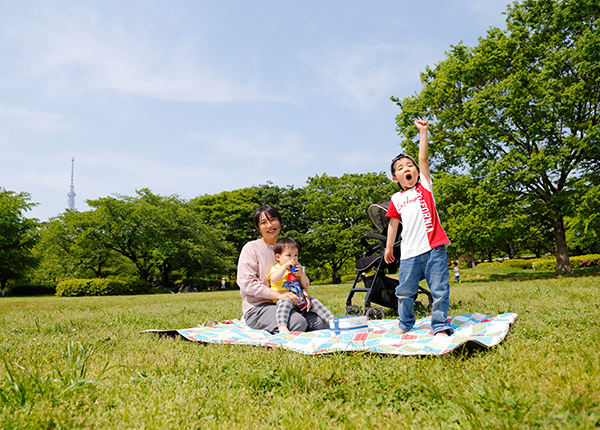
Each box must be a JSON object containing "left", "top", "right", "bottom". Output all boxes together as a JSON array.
[{"left": 345, "top": 202, "right": 433, "bottom": 319}]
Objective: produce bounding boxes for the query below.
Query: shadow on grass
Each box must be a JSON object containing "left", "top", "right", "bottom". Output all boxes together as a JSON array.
[{"left": 464, "top": 267, "right": 600, "bottom": 283}]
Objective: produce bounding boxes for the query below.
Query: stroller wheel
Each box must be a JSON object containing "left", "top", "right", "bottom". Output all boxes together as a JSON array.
[
  {"left": 364, "top": 306, "right": 385, "bottom": 320},
  {"left": 346, "top": 305, "right": 363, "bottom": 315},
  {"left": 415, "top": 287, "right": 433, "bottom": 314}
]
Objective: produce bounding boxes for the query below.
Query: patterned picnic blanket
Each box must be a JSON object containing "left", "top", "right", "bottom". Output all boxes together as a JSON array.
[{"left": 146, "top": 313, "right": 518, "bottom": 355}]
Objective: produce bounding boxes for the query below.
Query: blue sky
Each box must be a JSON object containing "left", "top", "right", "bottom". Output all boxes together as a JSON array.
[{"left": 0, "top": 1, "right": 509, "bottom": 221}]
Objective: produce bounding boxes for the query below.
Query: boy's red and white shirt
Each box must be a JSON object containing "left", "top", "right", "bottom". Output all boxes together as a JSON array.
[{"left": 386, "top": 174, "right": 450, "bottom": 260}]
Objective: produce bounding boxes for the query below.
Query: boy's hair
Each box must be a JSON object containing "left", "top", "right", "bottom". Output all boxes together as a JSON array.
[
  {"left": 274, "top": 237, "right": 299, "bottom": 255},
  {"left": 390, "top": 153, "right": 420, "bottom": 176},
  {"left": 252, "top": 205, "right": 282, "bottom": 232}
]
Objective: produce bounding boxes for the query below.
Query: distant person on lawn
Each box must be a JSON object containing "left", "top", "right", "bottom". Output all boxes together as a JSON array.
[{"left": 453, "top": 262, "right": 461, "bottom": 283}]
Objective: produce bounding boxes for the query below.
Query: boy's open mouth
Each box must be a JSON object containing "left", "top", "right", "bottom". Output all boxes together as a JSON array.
[{"left": 405, "top": 173, "right": 413, "bottom": 182}]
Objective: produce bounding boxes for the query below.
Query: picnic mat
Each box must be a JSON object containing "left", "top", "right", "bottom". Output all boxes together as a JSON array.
[{"left": 145, "top": 312, "right": 518, "bottom": 356}]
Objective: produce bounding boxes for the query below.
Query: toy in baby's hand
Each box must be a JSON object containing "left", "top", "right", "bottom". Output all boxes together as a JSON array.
[{"left": 285, "top": 264, "right": 306, "bottom": 307}]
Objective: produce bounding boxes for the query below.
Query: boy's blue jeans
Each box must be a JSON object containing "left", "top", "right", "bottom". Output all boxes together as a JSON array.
[{"left": 396, "top": 245, "right": 453, "bottom": 335}]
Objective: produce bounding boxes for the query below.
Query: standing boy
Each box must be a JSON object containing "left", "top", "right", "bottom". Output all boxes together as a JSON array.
[{"left": 384, "top": 120, "right": 453, "bottom": 337}]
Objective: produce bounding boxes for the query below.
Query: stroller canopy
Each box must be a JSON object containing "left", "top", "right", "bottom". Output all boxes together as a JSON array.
[{"left": 367, "top": 202, "right": 391, "bottom": 233}]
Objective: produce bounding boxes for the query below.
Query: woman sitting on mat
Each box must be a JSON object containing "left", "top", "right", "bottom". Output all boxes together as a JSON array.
[{"left": 237, "top": 205, "right": 332, "bottom": 334}]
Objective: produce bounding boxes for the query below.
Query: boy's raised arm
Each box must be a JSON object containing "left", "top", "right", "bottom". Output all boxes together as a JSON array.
[{"left": 415, "top": 120, "right": 431, "bottom": 184}]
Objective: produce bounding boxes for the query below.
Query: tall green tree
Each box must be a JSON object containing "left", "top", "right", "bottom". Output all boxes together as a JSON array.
[
  {"left": 433, "top": 173, "right": 497, "bottom": 267},
  {"left": 434, "top": 172, "right": 554, "bottom": 265},
  {"left": 191, "top": 184, "right": 309, "bottom": 279},
  {"left": 0, "top": 189, "right": 39, "bottom": 290},
  {"left": 393, "top": 0, "right": 600, "bottom": 275},
  {"left": 254, "top": 182, "right": 311, "bottom": 236},
  {"left": 302, "top": 172, "right": 397, "bottom": 283},
  {"left": 190, "top": 187, "right": 258, "bottom": 256},
  {"left": 35, "top": 210, "right": 126, "bottom": 280},
  {"left": 566, "top": 184, "right": 600, "bottom": 254},
  {"left": 86, "top": 189, "right": 232, "bottom": 284}
]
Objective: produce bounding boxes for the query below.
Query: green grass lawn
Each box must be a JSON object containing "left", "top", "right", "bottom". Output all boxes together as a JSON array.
[{"left": 1, "top": 268, "right": 599, "bottom": 429}]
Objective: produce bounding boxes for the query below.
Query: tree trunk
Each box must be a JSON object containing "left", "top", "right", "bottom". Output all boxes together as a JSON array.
[
  {"left": 161, "top": 271, "right": 170, "bottom": 289},
  {"left": 552, "top": 216, "right": 572, "bottom": 275},
  {"left": 330, "top": 266, "right": 340, "bottom": 284},
  {"left": 160, "top": 262, "right": 171, "bottom": 289},
  {"left": 138, "top": 267, "right": 149, "bottom": 282},
  {"left": 92, "top": 260, "right": 104, "bottom": 278},
  {"left": 505, "top": 241, "right": 516, "bottom": 259},
  {"left": 469, "top": 240, "right": 476, "bottom": 269}
]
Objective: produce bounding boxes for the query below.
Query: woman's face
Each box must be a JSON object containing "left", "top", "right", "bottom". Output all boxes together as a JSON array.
[{"left": 257, "top": 212, "right": 281, "bottom": 244}]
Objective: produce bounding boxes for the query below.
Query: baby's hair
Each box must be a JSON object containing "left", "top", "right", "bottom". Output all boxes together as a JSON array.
[{"left": 274, "top": 237, "right": 299, "bottom": 255}]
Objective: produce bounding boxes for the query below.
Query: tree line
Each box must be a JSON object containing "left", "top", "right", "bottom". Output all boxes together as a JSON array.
[
  {"left": 393, "top": 0, "right": 599, "bottom": 274},
  {"left": 2, "top": 0, "right": 598, "bottom": 291},
  {"left": 1, "top": 168, "right": 598, "bottom": 292}
]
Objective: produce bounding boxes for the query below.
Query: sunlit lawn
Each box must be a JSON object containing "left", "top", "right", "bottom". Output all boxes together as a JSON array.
[{"left": 1, "top": 267, "right": 599, "bottom": 429}]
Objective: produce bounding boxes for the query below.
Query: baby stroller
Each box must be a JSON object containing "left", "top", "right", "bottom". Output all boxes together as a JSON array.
[{"left": 345, "top": 202, "right": 433, "bottom": 319}]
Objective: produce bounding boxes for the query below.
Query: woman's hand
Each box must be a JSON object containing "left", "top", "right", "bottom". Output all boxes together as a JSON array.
[
  {"left": 299, "top": 290, "right": 311, "bottom": 312},
  {"left": 280, "top": 291, "right": 299, "bottom": 305},
  {"left": 270, "top": 289, "right": 298, "bottom": 304}
]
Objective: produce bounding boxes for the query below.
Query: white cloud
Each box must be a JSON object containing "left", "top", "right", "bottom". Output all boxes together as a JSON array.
[
  {"left": 184, "top": 132, "right": 314, "bottom": 165},
  {"left": 305, "top": 42, "right": 436, "bottom": 112},
  {"left": 2, "top": 4, "right": 280, "bottom": 104},
  {"left": 0, "top": 102, "right": 76, "bottom": 132}
]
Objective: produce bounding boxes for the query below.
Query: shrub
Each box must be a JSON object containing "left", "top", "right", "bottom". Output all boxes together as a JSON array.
[
  {"left": 193, "top": 279, "right": 222, "bottom": 291},
  {"left": 507, "top": 254, "right": 600, "bottom": 271},
  {"left": 501, "top": 259, "right": 533, "bottom": 269},
  {"left": 56, "top": 280, "right": 89, "bottom": 297},
  {"left": 529, "top": 258, "right": 556, "bottom": 271},
  {"left": 475, "top": 261, "right": 502, "bottom": 268},
  {"left": 569, "top": 254, "right": 600, "bottom": 269},
  {"left": 6, "top": 284, "right": 57, "bottom": 296},
  {"left": 529, "top": 258, "right": 550, "bottom": 270},
  {"left": 56, "top": 278, "right": 149, "bottom": 297}
]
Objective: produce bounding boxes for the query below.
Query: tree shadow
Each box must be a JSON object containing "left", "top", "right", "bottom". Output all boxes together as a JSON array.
[{"left": 465, "top": 267, "right": 600, "bottom": 283}]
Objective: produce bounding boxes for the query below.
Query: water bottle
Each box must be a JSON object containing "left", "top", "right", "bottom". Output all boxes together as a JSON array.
[{"left": 287, "top": 264, "right": 306, "bottom": 307}]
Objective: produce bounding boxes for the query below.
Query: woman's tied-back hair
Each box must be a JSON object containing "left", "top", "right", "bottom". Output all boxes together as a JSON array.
[
  {"left": 252, "top": 205, "right": 282, "bottom": 232},
  {"left": 274, "top": 237, "right": 299, "bottom": 255}
]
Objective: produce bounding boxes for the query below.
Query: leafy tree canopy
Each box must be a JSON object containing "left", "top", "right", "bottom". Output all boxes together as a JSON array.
[
  {"left": 0, "top": 188, "right": 39, "bottom": 289},
  {"left": 86, "top": 188, "right": 233, "bottom": 283},
  {"left": 301, "top": 172, "right": 397, "bottom": 282},
  {"left": 392, "top": 0, "right": 600, "bottom": 274}
]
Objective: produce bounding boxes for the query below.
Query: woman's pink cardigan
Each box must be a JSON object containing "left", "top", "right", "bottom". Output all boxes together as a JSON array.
[{"left": 237, "top": 239, "right": 277, "bottom": 314}]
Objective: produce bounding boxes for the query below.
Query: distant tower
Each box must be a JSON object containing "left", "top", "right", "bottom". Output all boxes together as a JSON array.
[{"left": 67, "top": 157, "right": 76, "bottom": 210}]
